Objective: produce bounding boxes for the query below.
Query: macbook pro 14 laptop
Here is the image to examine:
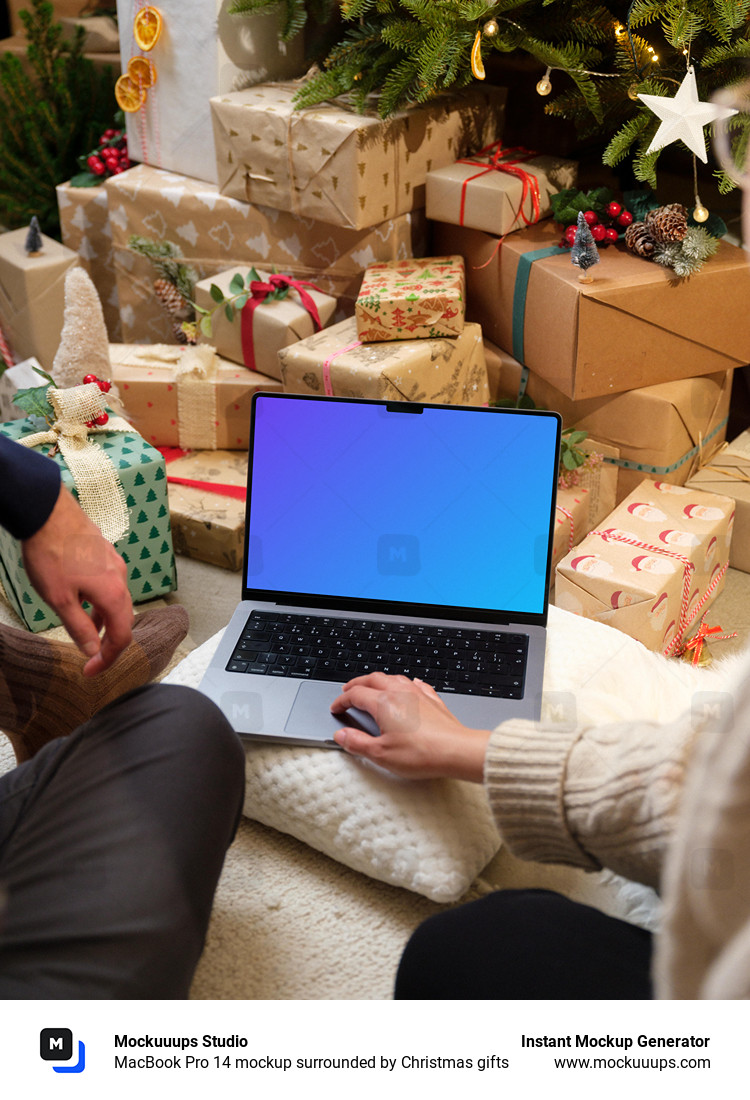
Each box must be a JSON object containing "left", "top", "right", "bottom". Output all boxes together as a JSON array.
[{"left": 198, "top": 392, "right": 561, "bottom": 746}]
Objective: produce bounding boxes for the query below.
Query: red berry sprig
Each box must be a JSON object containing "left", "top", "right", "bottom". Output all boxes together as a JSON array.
[
  {"left": 81, "top": 373, "right": 111, "bottom": 428},
  {"left": 560, "top": 200, "right": 634, "bottom": 249},
  {"left": 79, "top": 127, "right": 131, "bottom": 183}
]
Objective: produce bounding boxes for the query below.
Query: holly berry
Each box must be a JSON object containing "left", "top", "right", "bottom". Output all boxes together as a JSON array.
[
  {"left": 85, "top": 419, "right": 95, "bottom": 428},
  {"left": 83, "top": 373, "right": 98, "bottom": 384},
  {"left": 96, "top": 378, "right": 112, "bottom": 393},
  {"left": 87, "top": 155, "right": 106, "bottom": 176},
  {"left": 591, "top": 224, "right": 607, "bottom": 242},
  {"left": 94, "top": 412, "right": 109, "bottom": 426},
  {"left": 607, "top": 201, "right": 622, "bottom": 218},
  {"left": 617, "top": 210, "right": 634, "bottom": 227},
  {"left": 605, "top": 227, "right": 619, "bottom": 242},
  {"left": 564, "top": 225, "right": 577, "bottom": 245},
  {"left": 583, "top": 210, "right": 598, "bottom": 226}
]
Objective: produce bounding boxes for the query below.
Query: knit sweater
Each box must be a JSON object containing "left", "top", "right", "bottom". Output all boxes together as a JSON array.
[{"left": 484, "top": 651, "right": 750, "bottom": 998}]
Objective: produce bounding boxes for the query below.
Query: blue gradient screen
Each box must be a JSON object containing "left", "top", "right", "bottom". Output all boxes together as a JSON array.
[{"left": 245, "top": 396, "right": 560, "bottom": 616}]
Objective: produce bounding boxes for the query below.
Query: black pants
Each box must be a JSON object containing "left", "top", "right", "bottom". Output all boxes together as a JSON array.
[
  {"left": 395, "top": 888, "right": 654, "bottom": 999},
  {"left": 0, "top": 683, "right": 245, "bottom": 999}
]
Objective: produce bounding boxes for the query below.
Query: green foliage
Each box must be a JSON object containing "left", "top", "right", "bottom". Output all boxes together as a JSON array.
[
  {"left": 0, "top": 0, "right": 116, "bottom": 235},
  {"left": 227, "top": 0, "right": 338, "bottom": 42},
  {"left": 127, "top": 235, "right": 198, "bottom": 302},
  {"left": 653, "top": 225, "right": 721, "bottom": 276},
  {"left": 194, "top": 267, "right": 291, "bottom": 337},
  {"left": 560, "top": 428, "right": 589, "bottom": 472},
  {"left": 550, "top": 185, "right": 615, "bottom": 224},
  {"left": 12, "top": 383, "right": 54, "bottom": 422}
]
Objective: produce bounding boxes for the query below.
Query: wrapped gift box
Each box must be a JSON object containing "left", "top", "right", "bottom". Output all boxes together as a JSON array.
[
  {"left": 555, "top": 480, "right": 734, "bottom": 655},
  {"left": 355, "top": 256, "right": 465, "bottom": 342},
  {"left": 687, "top": 430, "right": 750, "bottom": 573},
  {"left": 434, "top": 219, "right": 750, "bottom": 400},
  {"left": 211, "top": 82, "right": 506, "bottom": 230},
  {"left": 278, "top": 317, "right": 489, "bottom": 404},
  {"left": 115, "top": 0, "right": 305, "bottom": 184},
  {"left": 0, "top": 357, "right": 45, "bottom": 420},
  {"left": 484, "top": 341, "right": 732, "bottom": 502},
  {"left": 106, "top": 164, "right": 425, "bottom": 344},
  {"left": 426, "top": 146, "right": 577, "bottom": 236},
  {"left": 553, "top": 442, "right": 620, "bottom": 571},
  {"left": 0, "top": 227, "right": 78, "bottom": 370},
  {"left": 194, "top": 267, "right": 337, "bottom": 377},
  {"left": 0, "top": 406, "right": 177, "bottom": 631},
  {"left": 109, "top": 343, "right": 282, "bottom": 449},
  {"left": 56, "top": 179, "right": 121, "bottom": 341},
  {"left": 165, "top": 449, "right": 247, "bottom": 570}
]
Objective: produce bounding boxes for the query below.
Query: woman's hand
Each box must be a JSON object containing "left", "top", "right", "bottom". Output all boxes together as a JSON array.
[{"left": 331, "top": 672, "right": 490, "bottom": 782}]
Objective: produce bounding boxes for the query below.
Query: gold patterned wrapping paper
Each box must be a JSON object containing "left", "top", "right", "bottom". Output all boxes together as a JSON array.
[
  {"left": 165, "top": 450, "right": 248, "bottom": 571},
  {"left": 105, "top": 164, "right": 426, "bottom": 344},
  {"left": 210, "top": 82, "right": 506, "bottom": 229},
  {"left": 109, "top": 343, "right": 281, "bottom": 450},
  {"left": 278, "top": 317, "right": 489, "bottom": 405},
  {"left": 555, "top": 480, "right": 734, "bottom": 654},
  {"left": 355, "top": 256, "right": 465, "bottom": 341}
]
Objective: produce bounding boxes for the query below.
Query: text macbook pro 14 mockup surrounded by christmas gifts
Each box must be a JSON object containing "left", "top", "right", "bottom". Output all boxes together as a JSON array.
[{"left": 198, "top": 392, "right": 561, "bottom": 746}]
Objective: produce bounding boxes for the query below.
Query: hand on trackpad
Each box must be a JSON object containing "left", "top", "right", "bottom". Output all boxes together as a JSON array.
[{"left": 284, "top": 680, "right": 381, "bottom": 740}]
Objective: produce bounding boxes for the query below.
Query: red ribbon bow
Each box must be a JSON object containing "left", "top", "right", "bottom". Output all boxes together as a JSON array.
[
  {"left": 240, "top": 274, "right": 323, "bottom": 372},
  {"left": 456, "top": 142, "right": 542, "bottom": 229},
  {"left": 675, "top": 616, "right": 738, "bottom": 666}
]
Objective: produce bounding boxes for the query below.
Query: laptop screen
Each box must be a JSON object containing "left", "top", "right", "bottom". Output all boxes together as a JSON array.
[{"left": 244, "top": 394, "right": 561, "bottom": 622}]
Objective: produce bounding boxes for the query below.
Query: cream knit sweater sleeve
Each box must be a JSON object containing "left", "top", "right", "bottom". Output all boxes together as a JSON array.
[{"left": 484, "top": 712, "right": 697, "bottom": 891}]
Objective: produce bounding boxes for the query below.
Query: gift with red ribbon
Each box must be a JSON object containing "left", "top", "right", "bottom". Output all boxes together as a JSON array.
[
  {"left": 194, "top": 266, "right": 337, "bottom": 379},
  {"left": 426, "top": 143, "right": 577, "bottom": 237}
]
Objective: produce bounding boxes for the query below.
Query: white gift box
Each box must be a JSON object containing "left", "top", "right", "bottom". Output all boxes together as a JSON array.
[{"left": 115, "top": 0, "right": 305, "bottom": 184}]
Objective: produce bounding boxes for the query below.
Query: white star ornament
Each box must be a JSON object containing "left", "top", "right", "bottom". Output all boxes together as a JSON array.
[{"left": 638, "top": 67, "right": 738, "bottom": 163}]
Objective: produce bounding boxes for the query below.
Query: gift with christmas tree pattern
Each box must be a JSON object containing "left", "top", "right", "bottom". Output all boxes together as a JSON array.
[{"left": 355, "top": 256, "right": 465, "bottom": 342}]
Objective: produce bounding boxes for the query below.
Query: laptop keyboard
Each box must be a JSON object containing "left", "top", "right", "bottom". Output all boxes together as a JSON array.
[{"left": 225, "top": 610, "right": 528, "bottom": 699}]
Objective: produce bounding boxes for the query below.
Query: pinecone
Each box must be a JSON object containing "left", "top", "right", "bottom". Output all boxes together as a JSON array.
[
  {"left": 644, "top": 203, "right": 688, "bottom": 244},
  {"left": 153, "top": 277, "right": 191, "bottom": 320},
  {"left": 624, "top": 221, "right": 657, "bottom": 258}
]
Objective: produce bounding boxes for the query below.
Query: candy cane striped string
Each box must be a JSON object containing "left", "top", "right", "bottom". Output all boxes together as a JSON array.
[
  {"left": 588, "top": 529, "right": 694, "bottom": 657},
  {"left": 556, "top": 505, "right": 575, "bottom": 550}
]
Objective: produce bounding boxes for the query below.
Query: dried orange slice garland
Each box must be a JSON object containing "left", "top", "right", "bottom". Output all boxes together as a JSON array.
[
  {"left": 133, "top": 6, "right": 162, "bottom": 51},
  {"left": 120, "top": 6, "right": 162, "bottom": 114}
]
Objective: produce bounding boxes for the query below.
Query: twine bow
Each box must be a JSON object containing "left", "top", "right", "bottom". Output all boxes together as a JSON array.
[
  {"left": 19, "top": 383, "right": 133, "bottom": 543},
  {"left": 675, "top": 615, "right": 738, "bottom": 667},
  {"left": 241, "top": 274, "right": 324, "bottom": 372}
]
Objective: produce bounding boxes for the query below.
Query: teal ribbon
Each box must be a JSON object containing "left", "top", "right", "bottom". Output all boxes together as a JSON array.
[
  {"left": 601, "top": 417, "right": 728, "bottom": 476},
  {"left": 511, "top": 244, "right": 563, "bottom": 364}
]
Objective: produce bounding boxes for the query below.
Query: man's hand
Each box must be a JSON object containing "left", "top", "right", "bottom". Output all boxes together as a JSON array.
[
  {"left": 330, "top": 672, "right": 490, "bottom": 782},
  {"left": 21, "top": 484, "right": 133, "bottom": 676}
]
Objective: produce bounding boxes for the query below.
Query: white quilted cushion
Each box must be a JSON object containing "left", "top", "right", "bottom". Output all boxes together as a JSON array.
[{"left": 164, "top": 632, "right": 500, "bottom": 903}]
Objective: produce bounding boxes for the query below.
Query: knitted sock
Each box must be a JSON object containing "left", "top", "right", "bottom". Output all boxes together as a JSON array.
[{"left": 0, "top": 605, "right": 189, "bottom": 764}]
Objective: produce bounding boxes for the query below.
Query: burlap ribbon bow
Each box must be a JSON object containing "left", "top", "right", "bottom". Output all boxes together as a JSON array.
[{"left": 19, "top": 383, "right": 133, "bottom": 543}]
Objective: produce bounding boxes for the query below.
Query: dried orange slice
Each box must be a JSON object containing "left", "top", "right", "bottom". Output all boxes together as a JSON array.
[
  {"left": 133, "top": 6, "right": 162, "bottom": 52},
  {"left": 128, "top": 55, "right": 157, "bottom": 88},
  {"left": 470, "top": 28, "right": 485, "bottom": 80},
  {"left": 115, "top": 73, "right": 147, "bottom": 113}
]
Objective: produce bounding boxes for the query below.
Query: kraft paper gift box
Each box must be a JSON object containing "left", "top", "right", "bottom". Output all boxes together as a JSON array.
[
  {"left": 552, "top": 447, "right": 620, "bottom": 571},
  {"left": 194, "top": 267, "right": 337, "bottom": 377},
  {"left": 165, "top": 449, "right": 247, "bottom": 571},
  {"left": 105, "top": 164, "right": 425, "bottom": 345},
  {"left": 109, "top": 343, "right": 282, "bottom": 450},
  {"left": 433, "top": 218, "right": 750, "bottom": 400},
  {"left": 115, "top": 0, "right": 305, "bottom": 184},
  {"left": 56, "top": 179, "right": 121, "bottom": 341},
  {"left": 555, "top": 480, "right": 734, "bottom": 655},
  {"left": 210, "top": 82, "right": 506, "bottom": 230},
  {"left": 0, "top": 386, "right": 176, "bottom": 631},
  {"left": 0, "top": 228, "right": 78, "bottom": 371},
  {"left": 687, "top": 430, "right": 750, "bottom": 573},
  {"left": 355, "top": 256, "right": 465, "bottom": 342},
  {"left": 484, "top": 340, "right": 732, "bottom": 502},
  {"left": 425, "top": 146, "right": 577, "bottom": 236},
  {"left": 278, "top": 318, "right": 489, "bottom": 404}
]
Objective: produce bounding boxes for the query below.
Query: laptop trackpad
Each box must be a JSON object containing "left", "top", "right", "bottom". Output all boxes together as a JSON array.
[{"left": 285, "top": 681, "right": 381, "bottom": 740}]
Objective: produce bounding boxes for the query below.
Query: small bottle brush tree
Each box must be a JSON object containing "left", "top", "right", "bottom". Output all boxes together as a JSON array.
[
  {"left": 24, "top": 215, "right": 43, "bottom": 255},
  {"left": 571, "top": 210, "right": 600, "bottom": 282}
]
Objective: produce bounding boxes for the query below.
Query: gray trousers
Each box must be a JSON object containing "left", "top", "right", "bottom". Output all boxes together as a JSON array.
[{"left": 0, "top": 684, "right": 245, "bottom": 998}]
